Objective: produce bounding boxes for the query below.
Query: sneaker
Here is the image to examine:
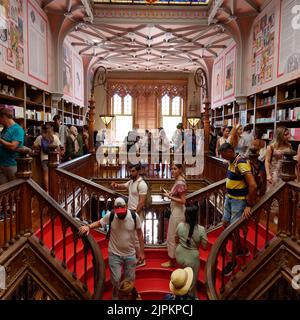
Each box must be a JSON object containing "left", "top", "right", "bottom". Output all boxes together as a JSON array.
[
  {"left": 136, "top": 259, "right": 146, "bottom": 268},
  {"left": 161, "top": 261, "right": 175, "bottom": 268},
  {"left": 236, "top": 248, "right": 250, "bottom": 257},
  {"left": 222, "top": 261, "right": 237, "bottom": 277}
]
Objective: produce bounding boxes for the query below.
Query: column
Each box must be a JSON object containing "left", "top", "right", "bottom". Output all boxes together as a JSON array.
[
  {"left": 16, "top": 147, "right": 33, "bottom": 236},
  {"left": 88, "top": 96, "right": 96, "bottom": 154}
]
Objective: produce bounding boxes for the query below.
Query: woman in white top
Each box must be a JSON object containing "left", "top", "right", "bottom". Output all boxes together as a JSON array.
[
  {"left": 155, "top": 128, "right": 170, "bottom": 176},
  {"left": 33, "top": 123, "right": 61, "bottom": 192},
  {"left": 216, "top": 126, "right": 230, "bottom": 157},
  {"left": 229, "top": 124, "right": 246, "bottom": 155}
]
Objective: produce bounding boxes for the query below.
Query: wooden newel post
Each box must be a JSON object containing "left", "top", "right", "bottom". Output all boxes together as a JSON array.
[
  {"left": 278, "top": 150, "right": 298, "bottom": 237},
  {"left": 88, "top": 96, "right": 96, "bottom": 154},
  {"left": 16, "top": 147, "right": 33, "bottom": 179},
  {"left": 16, "top": 147, "right": 33, "bottom": 236},
  {"left": 203, "top": 97, "right": 211, "bottom": 155},
  {"left": 48, "top": 144, "right": 59, "bottom": 201},
  {"left": 203, "top": 98, "right": 211, "bottom": 177},
  {"left": 279, "top": 150, "right": 297, "bottom": 182}
]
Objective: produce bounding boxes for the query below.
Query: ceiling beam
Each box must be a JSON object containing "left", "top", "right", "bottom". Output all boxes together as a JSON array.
[
  {"left": 244, "top": 0, "right": 260, "bottom": 12},
  {"left": 42, "top": 0, "right": 56, "bottom": 9},
  {"left": 208, "top": 0, "right": 225, "bottom": 25}
]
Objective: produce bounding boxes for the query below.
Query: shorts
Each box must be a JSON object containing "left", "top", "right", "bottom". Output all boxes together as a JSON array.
[
  {"left": 41, "top": 160, "right": 48, "bottom": 170},
  {"left": 223, "top": 196, "right": 247, "bottom": 225}
]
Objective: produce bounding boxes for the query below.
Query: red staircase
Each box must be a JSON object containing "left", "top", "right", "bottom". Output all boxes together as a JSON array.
[{"left": 36, "top": 218, "right": 274, "bottom": 300}]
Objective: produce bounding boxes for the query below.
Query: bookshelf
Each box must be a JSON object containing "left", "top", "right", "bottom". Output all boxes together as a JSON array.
[
  {"left": 211, "top": 100, "right": 240, "bottom": 134},
  {"left": 60, "top": 99, "right": 84, "bottom": 127},
  {"left": 0, "top": 71, "right": 85, "bottom": 146},
  {"left": 245, "top": 77, "right": 300, "bottom": 148}
]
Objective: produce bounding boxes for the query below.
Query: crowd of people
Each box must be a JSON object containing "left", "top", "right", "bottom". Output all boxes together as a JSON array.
[
  {"left": 1, "top": 101, "right": 299, "bottom": 299},
  {"left": 0, "top": 105, "right": 90, "bottom": 189},
  {"left": 79, "top": 161, "right": 208, "bottom": 300}
]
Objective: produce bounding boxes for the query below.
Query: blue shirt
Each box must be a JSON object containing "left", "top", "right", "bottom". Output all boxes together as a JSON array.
[{"left": 0, "top": 123, "right": 24, "bottom": 167}]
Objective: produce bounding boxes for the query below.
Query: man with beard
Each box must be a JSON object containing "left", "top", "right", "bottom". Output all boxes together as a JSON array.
[
  {"left": 79, "top": 197, "right": 144, "bottom": 300},
  {"left": 110, "top": 163, "right": 148, "bottom": 267}
]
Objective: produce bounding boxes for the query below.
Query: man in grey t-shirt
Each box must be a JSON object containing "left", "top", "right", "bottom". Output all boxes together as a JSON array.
[{"left": 79, "top": 197, "right": 144, "bottom": 299}]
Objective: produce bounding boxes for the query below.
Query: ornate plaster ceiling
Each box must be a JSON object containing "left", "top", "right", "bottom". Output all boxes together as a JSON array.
[
  {"left": 68, "top": 22, "right": 232, "bottom": 72},
  {"left": 41, "top": 0, "right": 269, "bottom": 72}
]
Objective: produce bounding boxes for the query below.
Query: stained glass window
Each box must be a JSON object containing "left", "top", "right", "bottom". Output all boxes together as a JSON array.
[{"left": 94, "top": 0, "right": 210, "bottom": 5}]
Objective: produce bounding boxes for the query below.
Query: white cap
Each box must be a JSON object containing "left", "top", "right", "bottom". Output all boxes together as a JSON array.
[{"left": 114, "top": 197, "right": 126, "bottom": 207}]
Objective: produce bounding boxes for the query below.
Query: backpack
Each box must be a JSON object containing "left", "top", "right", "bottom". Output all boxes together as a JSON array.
[
  {"left": 105, "top": 209, "right": 137, "bottom": 240},
  {"left": 41, "top": 137, "right": 50, "bottom": 154},
  {"left": 137, "top": 179, "right": 152, "bottom": 209},
  {"left": 234, "top": 155, "right": 266, "bottom": 197}
]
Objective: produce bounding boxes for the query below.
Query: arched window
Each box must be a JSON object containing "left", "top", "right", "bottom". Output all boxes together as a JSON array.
[
  {"left": 124, "top": 94, "right": 132, "bottom": 115},
  {"left": 161, "top": 95, "right": 183, "bottom": 140},
  {"left": 111, "top": 94, "right": 133, "bottom": 142},
  {"left": 113, "top": 94, "right": 122, "bottom": 114},
  {"left": 161, "top": 95, "right": 170, "bottom": 115}
]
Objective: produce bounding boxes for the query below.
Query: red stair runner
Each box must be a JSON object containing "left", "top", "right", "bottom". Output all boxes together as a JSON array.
[{"left": 36, "top": 218, "right": 274, "bottom": 300}]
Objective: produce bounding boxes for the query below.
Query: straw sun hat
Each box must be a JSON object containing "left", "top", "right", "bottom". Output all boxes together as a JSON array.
[{"left": 169, "top": 267, "right": 193, "bottom": 296}]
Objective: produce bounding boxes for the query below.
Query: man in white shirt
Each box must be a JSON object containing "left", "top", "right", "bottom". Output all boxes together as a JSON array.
[
  {"left": 111, "top": 163, "right": 148, "bottom": 267},
  {"left": 79, "top": 197, "right": 144, "bottom": 300}
]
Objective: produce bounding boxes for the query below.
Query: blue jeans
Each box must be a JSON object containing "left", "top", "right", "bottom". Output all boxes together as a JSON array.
[
  {"left": 108, "top": 253, "right": 136, "bottom": 299},
  {"left": 223, "top": 196, "right": 247, "bottom": 225}
]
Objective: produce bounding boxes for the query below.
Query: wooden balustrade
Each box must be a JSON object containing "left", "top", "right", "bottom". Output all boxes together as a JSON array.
[
  {"left": 0, "top": 151, "right": 105, "bottom": 300},
  {"left": 54, "top": 159, "right": 227, "bottom": 245},
  {"left": 206, "top": 181, "right": 300, "bottom": 298},
  {"left": 204, "top": 155, "right": 228, "bottom": 183}
]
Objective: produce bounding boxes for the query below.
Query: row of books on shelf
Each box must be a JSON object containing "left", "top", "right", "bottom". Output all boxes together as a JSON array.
[
  {"left": 256, "top": 110, "right": 275, "bottom": 123},
  {"left": 258, "top": 95, "right": 276, "bottom": 107},
  {"left": 277, "top": 107, "right": 300, "bottom": 121},
  {"left": 261, "top": 128, "right": 300, "bottom": 141},
  {"left": 64, "top": 117, "right": 84, "bottom": 126},
  {"left": 26, "top": 110, "right": 52, "bottom": 122}
]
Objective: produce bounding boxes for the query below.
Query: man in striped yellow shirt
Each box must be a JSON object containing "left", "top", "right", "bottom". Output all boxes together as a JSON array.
[{"left": 218, "top": 143, "right": 257, "bottom": 276}]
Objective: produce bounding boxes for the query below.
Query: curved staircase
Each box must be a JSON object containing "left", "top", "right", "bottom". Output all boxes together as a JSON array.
[{"left": 37, "top": 218, "right": 274, "bottom": 300}]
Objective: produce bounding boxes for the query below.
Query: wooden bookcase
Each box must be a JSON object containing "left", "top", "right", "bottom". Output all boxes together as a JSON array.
[
  {"left": 211, "top": 100, "right": 240, "bottom": 135},
  {"left": 60, "top": 99, "right": 84, "bottom": 127},
  {"left": 211, "top": 77, "right": 300, "bottom": 152},
  {"left": 0, "top": 71, "right": 85, "bottom": 145},
  {"left": 245, "top": 77, "right": 300, "bottom": 150}
]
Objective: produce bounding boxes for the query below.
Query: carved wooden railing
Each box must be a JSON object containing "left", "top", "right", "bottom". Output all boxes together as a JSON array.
[
  {"left": 57, "top": 150, "right": 202, "bottom": 180},
  {"left": 51, "top": 149, "right": 227, "bottom": 245},
  {"left": 205, "top": 180, "right": 300, "bottom": 300},
  {"left": 0, "top": 153, "right": 105, "bottom": 300},
  {"left": 204, "top": 155, "right": 228, "bottom": 183}
]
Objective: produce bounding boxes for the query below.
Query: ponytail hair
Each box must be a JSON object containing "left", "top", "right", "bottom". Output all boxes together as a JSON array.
[{"left": 185, "top": 205, "right": 198, "bottom": 246}]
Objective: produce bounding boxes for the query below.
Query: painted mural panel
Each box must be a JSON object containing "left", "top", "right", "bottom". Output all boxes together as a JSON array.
[
  {"left": 212, "top": 42, "right": 236, "bottom": 108},
  {"left": 63, "top": 42, "right": 73, "bottom": 96},
  {"left": 0, "top": 0, "right": 25, "bottom": 73},
  {"left": 224, "top": 45, "right": 236, "bottom": 100},
  {"left": 27, "top": 0, "right": 48, "bottom": 84},
  {"left": 212, "top": 57, "right": 223, "bottom": 105},
  {"left": 63, "top": 37, "right": 84, "bottom": 106},
  {"left": 0, "top": 0, "right": 50, "bottom": 91},
  {"left": 251, "top": 5, "right": 275, "bottom": 88},
  {"left": 277, "top": 0, "right": 300, "bottom": 78}
]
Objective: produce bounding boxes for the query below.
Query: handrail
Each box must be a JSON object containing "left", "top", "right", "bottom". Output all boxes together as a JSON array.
[
  {"left": 205, "top": 181, "right": 286, "bottom": 300},
  {"left": 187, "top": 179, "right": 226, "bottom": 200},
  {"left": 0, "top": 177, "right": 105, "bottom": 300},
  {"left": 27, "top": 179, "right": 106, "bottom": 299},
  {"left": 58, "top": 154, "right": 92, "bottom": 170}
]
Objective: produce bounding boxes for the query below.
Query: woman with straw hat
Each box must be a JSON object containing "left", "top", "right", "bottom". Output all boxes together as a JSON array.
[{"left": 165, "top": 267, "right": 196, "bottom": 300}]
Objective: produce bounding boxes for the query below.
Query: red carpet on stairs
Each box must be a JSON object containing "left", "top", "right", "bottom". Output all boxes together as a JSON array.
[{"left": 36, "top": 218, "right": 274, "bottom": 300}]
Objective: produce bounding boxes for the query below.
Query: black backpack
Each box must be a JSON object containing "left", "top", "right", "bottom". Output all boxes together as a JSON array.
[{"left": 105, "top": 209, "right": 137, "bottom": 240}]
